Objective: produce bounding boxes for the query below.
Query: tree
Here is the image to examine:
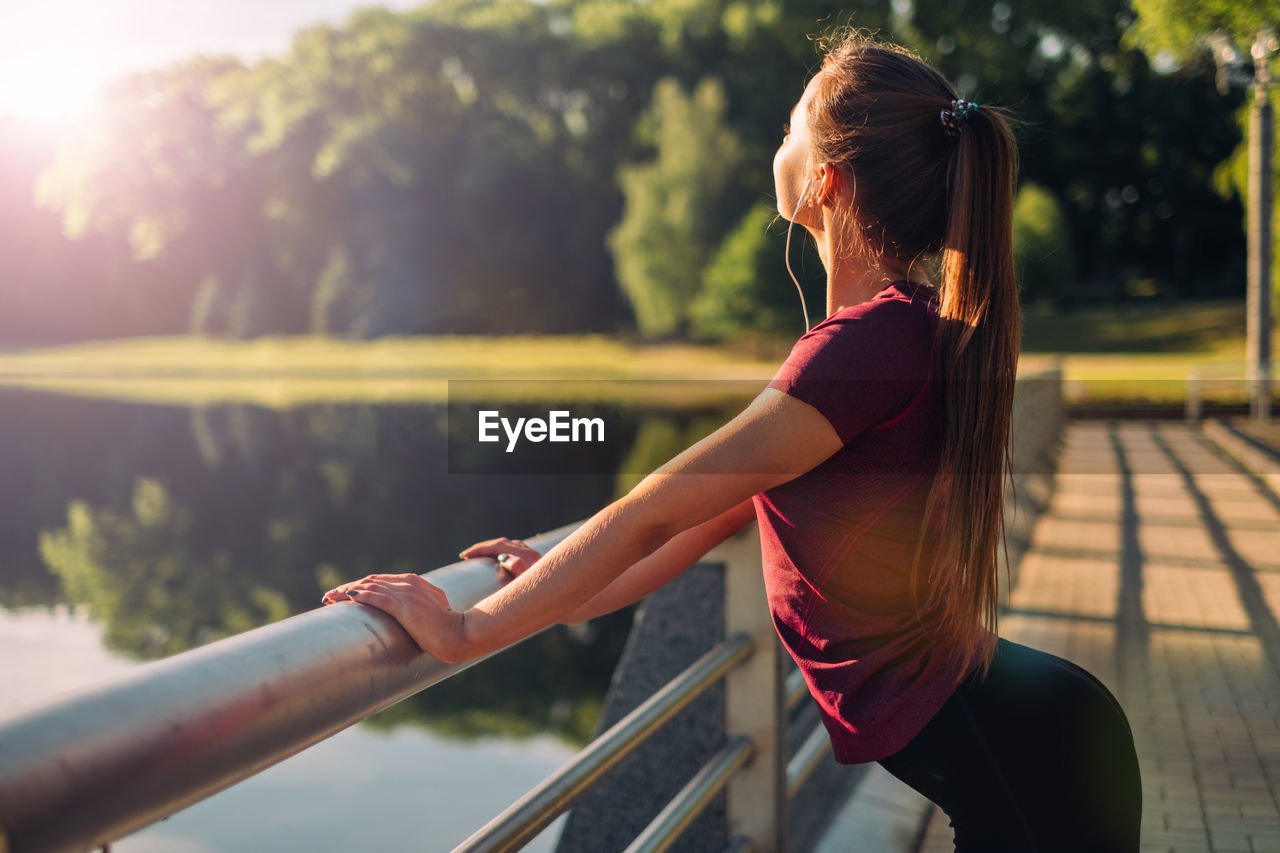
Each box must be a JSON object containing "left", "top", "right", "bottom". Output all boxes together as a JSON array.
[
  {"left": 688, "top": 201, "right": 805, "bottom": 339},
  {"left": 0, "top": 0, "right": 1259, "bottom": 343},
  {"left": 1131, "top": 0, "right": 1280, "bottom": 313},
  {"left": 609, "top": 76, "right": 746, "bottom": 337},
  {"left": 1128, "top": 0, "right": 1280, "bottom": 62},
  {"left": 899, "top": 0, "right": 1244, "bottom": 300},
  {"left": 1013, "top": 183, "right": 1075, "bottom": 305}
]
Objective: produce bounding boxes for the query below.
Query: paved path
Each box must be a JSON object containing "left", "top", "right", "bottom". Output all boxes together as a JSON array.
[
  {"left": 817, "top": 421, "right": 1280, "bottom": 853},
  {"left": 915, "top": 421, "right": 1280, "bottom": 853}
]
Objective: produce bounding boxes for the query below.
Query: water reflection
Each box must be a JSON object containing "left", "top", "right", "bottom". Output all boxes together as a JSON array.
[{"left": 1, "top": 388, "right": 740, "bottom": 745}]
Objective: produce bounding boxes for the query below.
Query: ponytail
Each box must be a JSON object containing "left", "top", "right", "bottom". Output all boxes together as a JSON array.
[
  {"left": 911, "top": 105, "right": 1021, "bottom": 681},
  {"left": 807, "top": 33, "right": 1022, "bottom": 683}
]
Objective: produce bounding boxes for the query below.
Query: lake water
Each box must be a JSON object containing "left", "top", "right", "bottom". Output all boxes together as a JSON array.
[{"left": 0, "top": 387, "right": 743, "bottom": 851}]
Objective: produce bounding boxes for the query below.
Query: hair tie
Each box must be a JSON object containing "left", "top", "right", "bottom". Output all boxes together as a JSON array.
[{"left": 940, "top": 98, "right": 979, "bottom": 137}]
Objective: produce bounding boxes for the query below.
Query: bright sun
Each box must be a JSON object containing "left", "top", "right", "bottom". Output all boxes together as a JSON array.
[
  {"left": 0, "top": 4, "right": 117, "bottom": 123},
  {"left": 0, "top": 53, "right": 103, "bottom": 122}
]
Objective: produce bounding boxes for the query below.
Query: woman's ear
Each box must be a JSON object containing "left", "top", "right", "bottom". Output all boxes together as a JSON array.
[{"left": 813, "top": 163, "right": 844, "bottom": 207}]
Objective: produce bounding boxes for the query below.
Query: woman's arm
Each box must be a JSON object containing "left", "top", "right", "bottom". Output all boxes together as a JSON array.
[
  {"left": 330, "top": 388, "right": 843, "bottom": 662},
  {"left": 556, "top": 497, "right": 757, "bottom": 625}
]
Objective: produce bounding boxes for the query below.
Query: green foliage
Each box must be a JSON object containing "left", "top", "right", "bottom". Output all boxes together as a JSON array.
[
  {"left": 1212, "top": 98, "right": 1280, "bottom": 318},
  {"left": 1013, "top": 183, "right": 1075, "bottom": 304},
  {"left": 38, "top": 478, "right": 287, "bottom": 657},
  {"left": 1129, "top": 0, "right": 1280, "bottom": 59},
  {"left": 1130, "top": 0, "right": 1279, "bottom": 316},
  {"left": 688, "top": 202, "right": 799, "bottom": 339},
  {"left": 310, "top": 246, "right": 358, "bottom": 335},
  {"left": 612, "top": 413, "right": 729, "bottom": 498},
  {"left": 609, "top": 76, "right": 745, "bottom": 337},
  {"left": 904, "top": 0, "right": 1244, "bottom": 301},
  {"left": 1127, "top": 0, "right": 1273, "bottom": 310}
]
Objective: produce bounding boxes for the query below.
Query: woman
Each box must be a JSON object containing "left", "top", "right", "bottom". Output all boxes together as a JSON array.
[{"left": 323, "top": 33, "right": 1142, "bottom": 851}]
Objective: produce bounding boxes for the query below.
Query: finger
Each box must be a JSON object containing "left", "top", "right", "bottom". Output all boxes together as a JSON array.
[
  {"left": 325, "top": 574, "right": 377, "bottom": 595},
  {"left": 323, "top": 584, "right": 356, "bottom": 603},
  {"left": 362, "top": 576, "right": 451, "bottom": 610},
  {"left": 332, "top": 583, "right": 367, "bottom": 602},
  {"left": 482, "top": 543, "right": 538, "bottom": 559},
  {"left": 368, "top": 577, "right": 443, "bottom": 606},
  {"left": 345, "top": 587, "right": 404, "bottom": 618},
  {"left": 459, "top": 538, "right": 509, "bottom": 557},
  {"left": 496, "top": 554, "right": 530, "bottom": 576},
  {"left": 460, "top": 545, "right": 516, "bottom": 561},
  {"left": 460, "top": 537, "right": 526, "bottom": 558},
  {"left": 360, "top": 578, "right": 422, "bottom": 598}
]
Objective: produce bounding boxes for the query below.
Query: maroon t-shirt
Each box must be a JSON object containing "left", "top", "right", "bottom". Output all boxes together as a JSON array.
[{"left": 752, "top": 280, "right": 995, "bottom": 764}]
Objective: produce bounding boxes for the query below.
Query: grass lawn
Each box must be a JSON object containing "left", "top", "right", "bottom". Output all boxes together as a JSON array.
[
  {"left": 1021, "top": 300, "right": 1249, "bottom": 354},
  {"left": 0, "top": 300, "right": 1272, "bottom": 407},
  {"left": 1022, "top": 300, "right": 1278, "bottom": 405},
  {"left": 0, "top": 335, "right": 788, "bottom": 408}
]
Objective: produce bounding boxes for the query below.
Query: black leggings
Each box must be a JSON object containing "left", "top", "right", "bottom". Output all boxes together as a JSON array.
[{"left": 877, "top": 638, "right": 1143, "bottom": 852}]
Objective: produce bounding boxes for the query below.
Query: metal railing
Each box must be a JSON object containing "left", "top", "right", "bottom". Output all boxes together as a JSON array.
[
  {"left": 1186, "top": 365, "right": 1277, "bottom": 423},
  {"left": 0, "top": 519, "right": 826, "bottom": 853},
  {"left": 454, "top": 634, "right": 752, "bottom": 853},
  {"left": 0, "top": 522, "right": 580, "bottom": 853},
  {"left": 458, "top": 522, "right": 823, "bottom": 853}
]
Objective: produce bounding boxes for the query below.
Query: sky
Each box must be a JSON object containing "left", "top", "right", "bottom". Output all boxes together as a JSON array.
[{"left": 0, "top": 0, "right": 425, "bottom": 123}]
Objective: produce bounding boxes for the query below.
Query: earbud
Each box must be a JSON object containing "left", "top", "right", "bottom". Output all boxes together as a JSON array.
[
  {"left": 786, "top": 177, "right": 814, "bottom": 333},
  {"left": 795, "top": 177, "right": 813, "bottom": 214}
]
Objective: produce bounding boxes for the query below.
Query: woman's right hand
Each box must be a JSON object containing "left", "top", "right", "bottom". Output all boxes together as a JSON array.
[{"left": 459, "top": 537, "right": 543, "bottom": 578}]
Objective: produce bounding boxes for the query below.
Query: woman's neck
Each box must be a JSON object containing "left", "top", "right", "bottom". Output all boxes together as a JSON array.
[{"left": 810, "top": 224, "right": 922, "bottom": 316}]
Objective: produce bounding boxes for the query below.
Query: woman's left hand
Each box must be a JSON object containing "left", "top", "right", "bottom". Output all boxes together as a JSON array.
[
  {"left": 459, "top": 537, "right": 543, "bottom": 578},
  {"left": 322, "top": 573, "right": 470, "bottom": 663}
]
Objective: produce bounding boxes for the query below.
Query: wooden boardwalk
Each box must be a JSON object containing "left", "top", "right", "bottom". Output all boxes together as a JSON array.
[{"left": 818, "top": 421, "right": 1280, "bottom": 853}]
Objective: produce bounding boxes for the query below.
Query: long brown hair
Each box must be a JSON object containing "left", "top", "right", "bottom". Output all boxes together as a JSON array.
[{"left": 805, "top": 33, "right": 1021, "bottom": 681}]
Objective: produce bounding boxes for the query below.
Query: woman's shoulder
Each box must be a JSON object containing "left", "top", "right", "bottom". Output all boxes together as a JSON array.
[{"left": 817, "top": 280, "right": 938, "bottom": 334}]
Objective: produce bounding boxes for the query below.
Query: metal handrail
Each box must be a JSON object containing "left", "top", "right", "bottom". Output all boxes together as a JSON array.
[
  {"left": 454, "top": 634, "right": 753, "bottom": 853},
  {"left": 786, "top": 725, "right": 833, "bottom": 799},
  {"left": 0, "top": 523, "right": 583, "bottom": 853},
  {"left": 622, "top": 736, "right": 755, "bottom": 853},
  {"left": 785, "top": 667, "right": 808, "bottom": 711},
  {"left": 1185, "top": 363, "right": 1279, "bottom": 421}
]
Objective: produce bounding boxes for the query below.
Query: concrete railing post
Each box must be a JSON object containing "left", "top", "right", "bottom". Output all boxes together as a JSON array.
[
  {"left": 719, "top": 523, "right": 787, "bottom": 853},
  {"left": 1001, "top": 366, "right": 1065, "bottom": 606}
]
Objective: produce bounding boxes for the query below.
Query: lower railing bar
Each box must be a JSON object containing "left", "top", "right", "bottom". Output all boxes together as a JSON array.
[
  {"left": 621, "top": 735, "right": 755, "bottom": 853},
  {"left": 453, "top": 633, "right": 754, "bottom": 853},
  {"left": 785, "top": 723, "right": 832, "bottom": 799},
  {"left": 784, "top": 667, "right": 807, "bottom": 711}
]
